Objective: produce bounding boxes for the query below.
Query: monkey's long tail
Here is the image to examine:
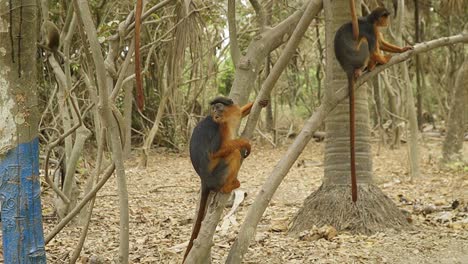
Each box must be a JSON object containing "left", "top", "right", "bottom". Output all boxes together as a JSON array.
[
  {"left": 348, "top": 74, "right": 358, "bottom": 203},
  {"left": 183, "top": 187, "right": 210, "bottom": 262}
]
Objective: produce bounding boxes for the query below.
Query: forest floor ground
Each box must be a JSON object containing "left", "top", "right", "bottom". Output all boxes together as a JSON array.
[{"left": 41, "top": 137, "right": 468, "bottom": 263}]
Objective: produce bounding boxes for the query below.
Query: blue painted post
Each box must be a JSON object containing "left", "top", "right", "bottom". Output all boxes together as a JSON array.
[{"left": 0, "top": 138, "right": 47, "bottom": 263}]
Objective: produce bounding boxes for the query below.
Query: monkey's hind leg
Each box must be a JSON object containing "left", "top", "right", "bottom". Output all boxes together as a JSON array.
[
  {"left": 219, "top": 151, "right": 242, "bottom": 193},
  {"left": 369, "top": 53, "right": 392, "bottom": 69}
]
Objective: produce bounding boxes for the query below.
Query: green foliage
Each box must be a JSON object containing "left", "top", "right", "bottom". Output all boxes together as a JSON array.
[
  {"left": 218, "top": 58, "right": 235, "bottom": 95},
  {"left": 444, "top": 161, "right": 468, "bottom": 172}
]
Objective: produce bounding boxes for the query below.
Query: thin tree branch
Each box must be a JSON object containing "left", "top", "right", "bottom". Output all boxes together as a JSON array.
[{"left": 45, "top": 163, "right": 115, "bottom": 244}]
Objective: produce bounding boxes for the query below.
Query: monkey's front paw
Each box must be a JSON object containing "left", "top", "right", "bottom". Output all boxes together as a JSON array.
[
  {"left": 402, "top": 46, "right": 413, "bottom": 52},
  {"left": 258, "top": 99, "right": 269, "bottom": 108},
  {"left": 241, "top": 147, "right": 251, "bottom": 158}
]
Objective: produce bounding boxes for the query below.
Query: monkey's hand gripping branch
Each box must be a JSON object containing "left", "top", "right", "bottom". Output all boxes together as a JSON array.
[{"left": 212, "top": 139, "right": 251, "bottom": 159}]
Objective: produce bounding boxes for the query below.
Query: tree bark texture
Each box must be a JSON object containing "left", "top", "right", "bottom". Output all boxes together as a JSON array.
[{"left": 0, "top": 1, "right": 47, "bottom": 262}]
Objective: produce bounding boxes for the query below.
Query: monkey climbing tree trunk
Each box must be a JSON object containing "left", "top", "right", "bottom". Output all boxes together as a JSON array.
[
  {"left": 0, "top": 1, "right": 47, "bottom": 262},
  {"left": 290, "top": 0, "right": 409, "bottom": 234}
]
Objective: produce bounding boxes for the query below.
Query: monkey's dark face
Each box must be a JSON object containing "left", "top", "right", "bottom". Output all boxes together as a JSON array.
[
  {"left": 211, "top": 103, "right": 241, "bottom": 124},
  {"left": 210, "top": 96, "right": 238, "bottom": 123},
  {"left": 376, "top": 15, "right": 390, "bottom": 27},
  {"left": 211, "top": 103, "right": 226, "bottom": 123}
]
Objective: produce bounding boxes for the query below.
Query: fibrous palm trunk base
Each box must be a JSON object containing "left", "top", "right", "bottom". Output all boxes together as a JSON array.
[{"left": 289, "top": 184, "right": 411, "bottom": 235}]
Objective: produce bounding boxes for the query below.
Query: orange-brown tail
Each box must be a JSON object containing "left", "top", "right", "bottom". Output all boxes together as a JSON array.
[
  {"left": 183, "top": 188, "right": 209, "bottom": 262},
  {"left": 348, "top": 74, "right": 358, "bottom": 203}
]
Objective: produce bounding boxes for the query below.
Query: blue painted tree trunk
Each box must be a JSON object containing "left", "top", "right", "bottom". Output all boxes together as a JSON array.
[
  {"left": 0, "top": 0, "right": 47, "bottom": 262},
  {"left": 0, "top": 138, "right": 46, "bottom": 263}
]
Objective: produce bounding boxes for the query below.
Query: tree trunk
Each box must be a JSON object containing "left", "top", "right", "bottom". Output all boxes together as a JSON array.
[
  {"left": 290, "top": 0, "right": 409, "bottom": 234},
  {"left": 442, "top": 58, "right": 468, "bottom": 162},
  {"left": 403, "top": 62, "right": 421, "bottom": 180},
  {"left": 397, "top": 0, "right": 420, "bottom": 179},
  {"left": 0, "top": 1, "right": 47, "bottom": 262}
]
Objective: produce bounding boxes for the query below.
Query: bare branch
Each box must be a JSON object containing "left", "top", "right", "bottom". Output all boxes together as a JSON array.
[{"left": 46, "top": 163, "right": 115, "bottom": 244}]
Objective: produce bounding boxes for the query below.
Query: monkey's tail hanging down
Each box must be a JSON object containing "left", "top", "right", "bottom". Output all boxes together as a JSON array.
[
  {"left": 349, "top": 0, "right": 359, "bottom": 203},
  {"left": 183, "top": 188, "right": 209, "bottom": 262},
  {"left": 347, "top": 73, "right": 358, "bottom": 203}
]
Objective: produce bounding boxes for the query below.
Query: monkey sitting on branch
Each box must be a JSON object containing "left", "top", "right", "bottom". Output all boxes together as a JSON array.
[
  {"left": 334, "top": 1, "right": 413, "bottom": 203},
  {"left": 183, "top": 96, "right": 268, "bottom": 262}
]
